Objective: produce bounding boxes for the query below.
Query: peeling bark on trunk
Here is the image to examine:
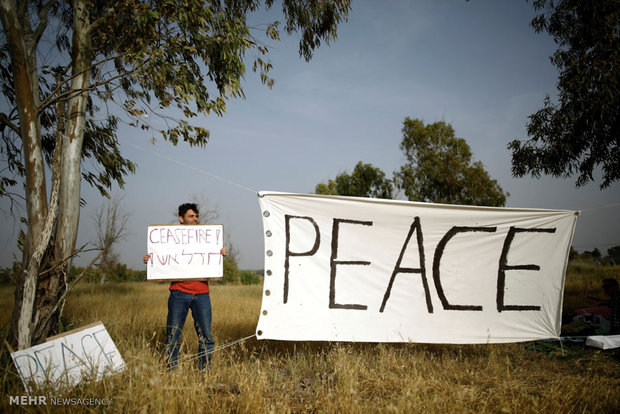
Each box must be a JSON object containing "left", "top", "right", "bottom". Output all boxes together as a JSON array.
[
  {"left": 1, "top": 0, "right": 48, "bottom": 350},
  {"left": 19, "top": 139, "right": 62, "bottom": 348},
  {"left": 3, "top": 0, "right": 93, "bottom": 348},
  {"left": 31, "top": 80, "right": 68, "bottom": 345},
  {"left": 32, "top": 1, "right": 92, "bottom": 345}
]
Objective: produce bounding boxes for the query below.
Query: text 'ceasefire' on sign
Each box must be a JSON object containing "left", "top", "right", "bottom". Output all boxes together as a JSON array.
[
  {"left": 256, "top": 192, "right": 579, "bottom": 344},
  {"left": 146, "top": 224, "right": 224, "bottom": 281}
]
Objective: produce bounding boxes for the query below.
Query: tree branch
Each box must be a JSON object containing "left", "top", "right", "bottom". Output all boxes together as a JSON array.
[
  {"left": 36, "top": 242, "right": 87, "bottom": 278},
  {"left": 33, "top": 0, "right": 57, "bottom": 45},
  {"left": 37, "top": 50, "right": 150, "bottom": 113},
  {"left": 0, "top": 112, "right": 20, "bottom": 135},
  {"left": 32, "top": 248, "right": 104, "bottom": 341},
  {"left": 88, "top": 6, "right": 115, "bottom": 34}
]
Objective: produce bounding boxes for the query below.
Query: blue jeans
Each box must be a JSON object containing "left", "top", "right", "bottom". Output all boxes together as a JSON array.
[{"left": 165, "top": 290, "right": 214, "bottom": 370}]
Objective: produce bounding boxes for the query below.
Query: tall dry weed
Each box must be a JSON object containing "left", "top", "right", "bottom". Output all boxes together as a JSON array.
[
  {"left": 0, "top": 272, "right": 618, "bottom": 413},
  {"left": 563, "top": 263, "right": 619, "bottom": 309}
]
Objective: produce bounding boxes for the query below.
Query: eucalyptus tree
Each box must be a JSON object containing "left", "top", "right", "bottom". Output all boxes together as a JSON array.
[
  {"left": 0, "top": 0, "right": 350, "bottom": 348},
  {"left": 395, "top": 118, "right": 507, "bottom": 207},
  {"left": 315, "top": 161, "right": 394, "bottom": 199},
  {"left": 509, "top": 0, "right": 620, "bottom": 188}
]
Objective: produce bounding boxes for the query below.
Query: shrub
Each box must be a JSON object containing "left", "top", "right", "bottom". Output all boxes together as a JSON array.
[
  {"left": 240, "top": 270, "right": 261, "bottom": 285},
  {"left": 222, "top": 257, "right": 240, "bottom": 284}
]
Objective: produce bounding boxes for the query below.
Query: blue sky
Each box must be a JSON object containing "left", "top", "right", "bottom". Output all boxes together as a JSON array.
[{"left": 1, "top": 0, "right": 619, "bottom": 270}]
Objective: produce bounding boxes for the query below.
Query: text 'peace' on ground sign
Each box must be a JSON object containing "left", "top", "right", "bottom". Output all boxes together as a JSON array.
[
  {"left": 256, "top": 192, "right": 579, "bottom": 344},
  {"left": 146, "top": 224, "right": 224, "bottom": 281},
  {"left": 10, "top": 322, "right": 125, "bottom": 392}
]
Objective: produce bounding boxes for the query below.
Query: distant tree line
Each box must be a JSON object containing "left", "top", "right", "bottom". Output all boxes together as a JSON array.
[
  {"left": 2, "top": 246, "right": 616, "bottom": 287},
  {"left": 0, "top": 256, "right": 263, "bottom": 286},
  {"left": 570, "top": 246, "right": 620, "bottom": 266}
]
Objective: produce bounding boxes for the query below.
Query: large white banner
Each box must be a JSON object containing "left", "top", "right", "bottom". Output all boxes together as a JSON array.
[
  {"left": 11, "top": 322, "right": 125, "bottom": 392},
  {"left": 146, "top": 224, "right": 224, "bottom": 280},
  {"left": 256, "top": 192, "right": 579, "bottom": 344}
]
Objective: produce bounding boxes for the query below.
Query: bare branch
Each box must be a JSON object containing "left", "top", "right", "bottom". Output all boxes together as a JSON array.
[
  {"left": 36, "top": 243, "right": 88, "bottom": 278},
  {"left": 93, "top": 195, "right": 129, "bottom": 253},
  {"left": 93, "top": 195, "right": 129, "bottom": 284},
  {"left": 32, "top": 248, "right": 104, "bottom": 341}
]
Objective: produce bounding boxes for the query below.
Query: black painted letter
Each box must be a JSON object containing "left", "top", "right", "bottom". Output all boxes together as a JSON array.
[
  {"left": 380, "top": 217, "right": 433, "bottom": 313},
  {"left": 497, "top": 226, "right": 556, "bottom": 312},
  {"left": 433, "top": 226, "right": 497, "bottom": 311},
  {"left": 284, "top": 215, "right": 320, "bottom": 304},
  {"left": 329, "top": 218, "right": 372, "bottom": 310}
]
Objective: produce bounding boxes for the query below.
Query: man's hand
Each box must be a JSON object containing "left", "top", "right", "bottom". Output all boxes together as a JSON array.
[
  {"left": 220, "top": 247, "right": 227, "bottom": 257},
  {"left": 143, "top": 254, "right": 150, "bottom": 264}
]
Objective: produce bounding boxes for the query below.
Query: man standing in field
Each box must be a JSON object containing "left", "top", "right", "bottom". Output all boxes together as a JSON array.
[{"left": 143, "top": 202, "right": 227, "bottom": 370}]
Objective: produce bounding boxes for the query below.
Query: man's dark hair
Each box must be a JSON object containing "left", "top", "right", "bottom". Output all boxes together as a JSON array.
[{"left": 178, "top": 203, "right": 199, "bottom": 218}]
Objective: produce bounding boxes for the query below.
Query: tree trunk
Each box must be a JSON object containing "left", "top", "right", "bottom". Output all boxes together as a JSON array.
[
  {"left": 100, "top": 254, "right": 108, "bottom": 285},
  {"left": 32, "top": 1, "right": 93, "bottom": 345},
  {"left": 3, "top": 0, "right": 93, "bottom": 348},
  {"left": 1, "top": 0, "right": 50, "bottom": 350}
]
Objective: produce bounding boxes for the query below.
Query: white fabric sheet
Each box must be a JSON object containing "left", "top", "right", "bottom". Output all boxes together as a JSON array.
[
  {"left": 586, "top": 335, "right": 620, "bottom": 350},
  {"left": 256, "top": 192, "right": 578, "bottom": 344}
]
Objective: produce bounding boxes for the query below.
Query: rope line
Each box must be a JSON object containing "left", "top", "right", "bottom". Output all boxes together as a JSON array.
[
  {"left": 94, "top": 322, "right": 256, "bottom": 368},
  {"left": 124, "top": 137, "right": 620, "bottom": 213},
  {"left": 121, "top": 139, "right": 257, "bottom": 194},
  {"left": 579, "top": 202, "right": 620, "bottom": 212},
  {"left": 167, "top": 334, "right": 257, "bottom": 369},
  {"left": 123, "top": 138, "right": 620, "bottom": 214}
]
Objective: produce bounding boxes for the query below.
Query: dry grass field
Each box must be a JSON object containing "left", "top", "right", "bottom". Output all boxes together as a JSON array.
[{"left": 1, "top": 263, "right": 619, "bottom": 413}]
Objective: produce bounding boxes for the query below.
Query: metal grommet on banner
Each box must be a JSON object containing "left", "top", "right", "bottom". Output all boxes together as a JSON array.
[
  {"left": 263, "top": 210, "right": 270, "bottom": 217},
  {"left": 266, "top": 270, "right": 272, "bottom": 276},
  {"left": 265, "top": 230, "right": 272, "bottom": 237},
  {"left": 265, "top": 290, "right": 271, "bottom": 296},
  {"left": 266, "top": 250, "right": 273, "bottom": 257}
]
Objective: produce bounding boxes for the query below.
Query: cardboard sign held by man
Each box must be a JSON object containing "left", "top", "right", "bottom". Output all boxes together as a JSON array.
[{"left": 145, "top": 223, "right": 224, "bottom": 281}]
